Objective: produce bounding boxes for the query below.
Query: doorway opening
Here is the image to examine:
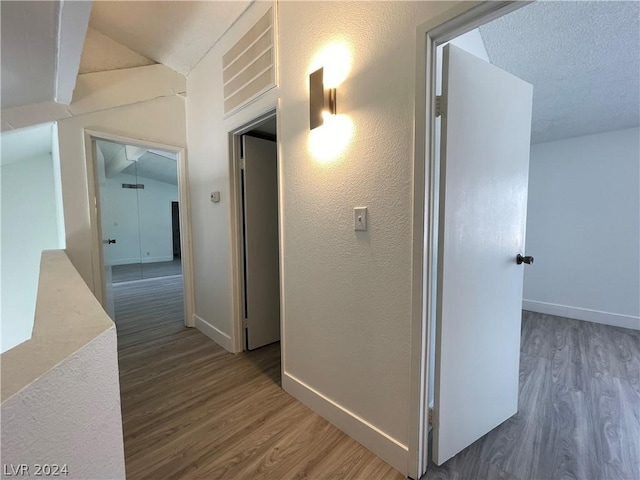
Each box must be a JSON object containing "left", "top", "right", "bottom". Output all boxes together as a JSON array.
[
  {"left": 85, "top": 130, "right": 195, "bottom": 330},
  {"left": 413, "top": 2, "right": 640, "bottom": 479},
  {"left": 229, "top": 111, "right": 281, "bottom": 354}
]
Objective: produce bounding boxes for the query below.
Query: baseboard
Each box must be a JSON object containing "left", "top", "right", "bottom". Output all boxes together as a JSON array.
[
  {"left": 111, "top": 257, "right": 141, "bottom": 266},
  {"left": 142, "top": 256, "right": 174, "bottom": 264},
  {"left": 193, "top": 315, "right": 234, "bottom": 352},
  {"left": 282, "top": 371, "right": 408, "bottom": 475},
  {"left": 111, "top": 256, "right": 175, "bottom": 266},
  {"left": 523, "top": 300, "right": 640, "bottom": 330}
]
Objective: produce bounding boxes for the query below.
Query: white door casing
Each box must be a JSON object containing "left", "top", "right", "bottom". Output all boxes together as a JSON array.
[
  {"left": 433, "top": 44, "right": 533, "bottom": 465},
  {"left": 243, "top": 135, "right": 280, "bottom": 350},
  {"left": 94, "top": 141, "right": 116, "bottom": 320}
]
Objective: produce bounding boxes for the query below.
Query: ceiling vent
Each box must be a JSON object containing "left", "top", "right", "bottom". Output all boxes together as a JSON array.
[{"left": 223, "top": 8, "right": 275, "bottom": 115}]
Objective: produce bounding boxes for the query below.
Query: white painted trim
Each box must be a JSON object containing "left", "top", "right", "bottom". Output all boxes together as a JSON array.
[
  {"left": 194, "top": 314, "right": 234, "bottom": 352},
  {"left": 110, "top": 256, "right": 176, "bottom": 266},
  {"left": 282, "top": 372, "right": 408, "bottom": 475},
  {"left": 55, "top": 0, "right": 92, "bottom": 105},
  {"left": 227, "top": 104, "right": 282, "bottom": 355},
  {"left": 110, "top": 258, "right": 142, "bottom": 266},
  {"left": 83, "top": 129, "right": 196, "bottom": 328},
  {"left": 523, "top": 300, "right": 640, "bottom": 330},
  {"left": 409, "top": 2, "right": 533, "bottom": 478},
  {"left": 142, "top": 256, "right": 175, "bottom": 264}
]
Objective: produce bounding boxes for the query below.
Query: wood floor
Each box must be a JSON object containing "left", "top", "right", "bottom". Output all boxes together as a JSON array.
[
  {"left": 113, "top": 276, "right": 403, "bottom": 480},
  {"left": 115, "top": 278, "right": 640, "bottom": 480},
  {"left": 424, "top": 311, "right": 640, "bottom": 480}
]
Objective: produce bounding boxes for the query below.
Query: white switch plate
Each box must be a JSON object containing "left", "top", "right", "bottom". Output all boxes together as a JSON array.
[{"left": 354, "top": 207, "right": 367, "bottom": 231}]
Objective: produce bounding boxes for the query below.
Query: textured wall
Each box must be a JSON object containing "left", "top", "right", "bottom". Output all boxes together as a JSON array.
[
  {"left": 186, "top": 0, "right": 465, "bottom": 472},
  {"left": 524, "top": 127, "right": 640, "bottom": 328},
  {"left": 1, "top": 328, "right": 125, "bottom": 479}
]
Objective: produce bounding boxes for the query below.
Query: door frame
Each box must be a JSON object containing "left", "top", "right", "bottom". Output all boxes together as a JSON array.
[
  {"left": 408, "top": 2, "right": 532, "bottom": 477},
  {"left": 83, "top": 128, "right": 196, "bottom": 328},
  {"left": 228, "top": 107, "right": 283, "bottom": 354}
]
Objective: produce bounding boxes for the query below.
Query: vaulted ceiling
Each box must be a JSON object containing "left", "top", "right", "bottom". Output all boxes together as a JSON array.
[
  {"left": 479, "top": 1, "right": 640, "bottom": 144},
  {"left": 0, "top": 1, "right": 92, "bottom": 108},
  {"left": 86, "top": 1, "right": 252, "bottom": 75}
]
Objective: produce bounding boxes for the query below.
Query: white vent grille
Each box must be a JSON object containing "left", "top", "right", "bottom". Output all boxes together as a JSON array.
[{"left": 223, "top": 8, "right": 275, "bottom": 115}]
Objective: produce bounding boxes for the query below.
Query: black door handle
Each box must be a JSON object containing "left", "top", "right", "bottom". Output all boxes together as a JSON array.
[
  {"left": 517, "top": 254, "right": 533, "bottom": 265},
  {"left": 107, "top": 239, "right": 116, "bottom": 244}
]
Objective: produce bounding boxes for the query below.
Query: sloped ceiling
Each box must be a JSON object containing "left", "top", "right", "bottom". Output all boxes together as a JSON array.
[
  {"left": 1, "top": 1, "right": 91, "bottom": 108},
  {"left": 479, "top": 1, "right": 640, "bottom": 144},
  {"left": 88, "top": 0, "right": 252, "bottom": 75},
  {"left": 79, "top": 28, "right": 156, "bottom": 74},
  {"left": 97, "top": 139, "right": 177, "bottom": 186},
  {"left": 1, "top": 1, "right": 58, "bottom": 108}
]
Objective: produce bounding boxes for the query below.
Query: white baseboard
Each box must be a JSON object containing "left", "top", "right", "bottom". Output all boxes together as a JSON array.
[
  {"left": 111, "top": 256, "right": 175, "bottom": 266},
  {"left": 193, "top": 314, "right": 234, "bottom": 352},
  {"left": 523, "top": 300, "right": 640, "bottom": 330},
  {"left": 142, "top": 255, "right": 174, "bottom": 264},
  {"left": 111, "top": 257, "right": 141, "bottom": 266},
  {"left": 282, "top": 371, "right": 408, "bottom": 475}
]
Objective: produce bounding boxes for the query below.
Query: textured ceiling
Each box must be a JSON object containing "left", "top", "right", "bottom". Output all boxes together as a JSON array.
[
  {"left": 0, "top": 1, "right": 57, "bottom": 108},
  {"left": 79, "top": 27, "right": 156, "bottom": 74},
  {"left": 88, "top": 1, "right": 252, "bottom": 75},
  {"left": 479, "top": 1, "right": 640, "bottom": 144}
]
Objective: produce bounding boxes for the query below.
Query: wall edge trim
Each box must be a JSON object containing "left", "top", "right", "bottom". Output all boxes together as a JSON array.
[
  {"left": 193, "top": 314, "right": 234, "bottom": 352},
  {"left": 523, "top": 299, "right": 640, "bottom": 330},
  {"left": 282, "top": 371, "right": 408, "bottom": 475}
]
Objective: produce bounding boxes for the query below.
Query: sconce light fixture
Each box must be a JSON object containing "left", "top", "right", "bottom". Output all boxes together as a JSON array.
[{"left": 309, "top": 67, "right": 337, "bottom": 130}]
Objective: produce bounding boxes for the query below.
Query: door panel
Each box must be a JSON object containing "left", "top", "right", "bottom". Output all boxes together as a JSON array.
[
  {"left": 243, "top": 135, "right": 280, "bottom": 350},
  {"left": 433, "top": 45, "right": 533, "bottom": 465},
  {"left": 95, "top": 141, "right": 116, "bottom": 319}
]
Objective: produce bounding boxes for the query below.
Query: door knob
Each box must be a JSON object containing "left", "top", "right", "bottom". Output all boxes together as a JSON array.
[
  {"left": 107, "top": 239, "right": 116, "bottom": 244},
  {"left": 517, "top": 254, "right": 533, "bottom": 265}
]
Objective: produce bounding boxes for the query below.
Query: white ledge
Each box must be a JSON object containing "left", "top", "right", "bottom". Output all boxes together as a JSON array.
[{"left": 1, "top": 250, "right": 114, "bottom": 403}]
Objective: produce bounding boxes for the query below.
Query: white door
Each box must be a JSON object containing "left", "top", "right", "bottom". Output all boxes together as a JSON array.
[
  {"left": 243, "top": 135, "right": 280, "bottom": 350},
  {"left": 94, "top": 141, "right": 116, "bottom": 319},
  {"left": 433, "top": 45, "right": 533, "bottom": 465}
]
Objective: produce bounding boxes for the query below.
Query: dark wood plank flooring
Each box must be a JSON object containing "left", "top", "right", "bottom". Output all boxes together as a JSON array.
[
  {"left": 113, "top": 276, "right": 403, "bottom": 480},
  {"left": 424, "top": 311, "right": 640, "bottom": 480}
]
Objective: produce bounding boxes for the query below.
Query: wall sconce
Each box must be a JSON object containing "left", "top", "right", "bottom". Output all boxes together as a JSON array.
[{"left": 309, "top": 67, "right": 337, "bottom": 130}]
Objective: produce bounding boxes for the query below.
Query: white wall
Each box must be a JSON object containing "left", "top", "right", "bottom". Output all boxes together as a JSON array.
[
  {"left": 1, "top": 153, "right": 61, "bottom": 352},
  {"left": 102, "top": 172, "right": 178, "bottom": 265},
  {"left": 186, "top": 1, "right": 473, "bottom": 473},
  {"left": 1, "top": 329, "right": 125, "bottom": 480},
  {"left": 524, "top": 128, "right": 640, "bottom": 329},
  {"left": 1, "top": 251, "right": 125, "bottom": 480},
  {"left": 57, "top": 94, "right": 186, "bottom": 292}
]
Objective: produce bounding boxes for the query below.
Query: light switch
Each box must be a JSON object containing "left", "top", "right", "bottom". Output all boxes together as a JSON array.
[
  {"left": 211, "top": 191, "right": 221, "bottom": 203},
  {"left": 354, "top": 207, "right": 367, "bottom": 231}
]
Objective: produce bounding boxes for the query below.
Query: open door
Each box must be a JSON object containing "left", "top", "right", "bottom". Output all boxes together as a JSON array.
[
  {"left": 433, "top": 45, "right": 533, "bottom": 464},
  {"left": 242, "top": 135, "right": 280, "bottom": 350},
  {"left": 94, "top": 141, "right": 116, "bottom": 319}
]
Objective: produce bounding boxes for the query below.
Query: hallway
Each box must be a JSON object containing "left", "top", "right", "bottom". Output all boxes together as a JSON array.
[{"left": 113, "top": 277, "right": 402, "bottom": 479}]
